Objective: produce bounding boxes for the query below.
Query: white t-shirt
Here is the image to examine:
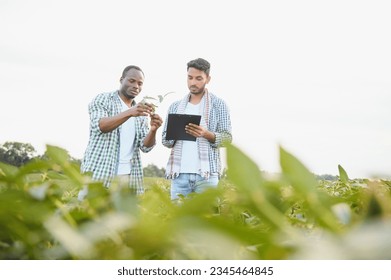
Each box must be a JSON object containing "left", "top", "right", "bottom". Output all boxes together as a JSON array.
[
  {"left": 117, "top": 99, "right": 136, "bottom": 175},
  {"left": 180, "top": 98, "right": 204, "bottom": 173}
]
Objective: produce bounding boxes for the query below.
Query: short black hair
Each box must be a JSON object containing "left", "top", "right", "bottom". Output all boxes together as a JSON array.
[
  {"left": 121, "top": 65, "right": 144, "bottom": 78},
  {"left": 187, "top": 58, "right": 210, "bottom": 76}
]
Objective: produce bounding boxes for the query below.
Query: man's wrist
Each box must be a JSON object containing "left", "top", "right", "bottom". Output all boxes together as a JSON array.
[{"left": 205, "top": 131, "right": 216, "bottom": 143}]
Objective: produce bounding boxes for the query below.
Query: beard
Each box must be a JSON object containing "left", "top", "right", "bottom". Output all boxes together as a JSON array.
[{"left": 189, "top": 85, "right": 205, "bottom": 95}]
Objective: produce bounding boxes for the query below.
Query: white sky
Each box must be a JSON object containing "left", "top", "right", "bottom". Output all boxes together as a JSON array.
[{"left": 1, "top": 0, "right": 390, "bottom": 179}]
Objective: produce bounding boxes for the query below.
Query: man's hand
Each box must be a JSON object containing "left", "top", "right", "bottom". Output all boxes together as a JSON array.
[
  {"left": 185, "top": 123, "right": 216, "bottom": 143},
  {"left": 129, "top": 102, "right": 155, "bottom": 117},
  {"left": 99, "top": 102, "right": 156, "bottom": 133},
  {"left": 150, "top": 114, "right": 163, "bottom": 131}
]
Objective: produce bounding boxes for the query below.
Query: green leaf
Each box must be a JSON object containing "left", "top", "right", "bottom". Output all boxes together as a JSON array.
[
  {"left": 0, "top": 162, "right": 19, "bottom": 179},
  {"left": 44, "top": 145, "right": 84, "bottom": 188},
  {"left": 226, "top": 144, "right": 264, "bottom": 191},
  {"left": 144, "top": 96, "right": 158, "bottom": 101},
  {"left": 164, "top": 91, "right": 174, "bottom": 97},
  {"left": 45, "top": 145, "right": 69, "bottom": 164},
  {"left": 174, "top": 187, "right": 221, "bottom": 218},
  {"left": 226, "top": 144, "right": 289, "bottom": 232},
  {"left": 44, "top": 215, "right": 95, "bottom": 259},
  {"left": 279, "top": 146, "right": 318, "bottom": 193},
  {"left": 338, "top": 164, "right": 349, "bottom": 183},
  {"left": 280, "top": 146, "right": 341, "bottom": 232}
]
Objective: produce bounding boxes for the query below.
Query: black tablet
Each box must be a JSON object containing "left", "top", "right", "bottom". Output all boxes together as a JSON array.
[{"left": 166, "top": 113, "right": 202, "bottom": 141}]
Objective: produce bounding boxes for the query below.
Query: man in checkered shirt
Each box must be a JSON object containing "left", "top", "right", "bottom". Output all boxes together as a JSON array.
[
  {"left": 162, "top": 58, "right": 232, "bottom": 200},
  {"left": 80, "top": 65, "right": 163, "bottom": 198}
]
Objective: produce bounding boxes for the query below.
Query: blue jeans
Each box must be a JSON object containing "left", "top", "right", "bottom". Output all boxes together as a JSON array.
[{"left": 171, "top": 173, "right": 219, "bottom": 200}]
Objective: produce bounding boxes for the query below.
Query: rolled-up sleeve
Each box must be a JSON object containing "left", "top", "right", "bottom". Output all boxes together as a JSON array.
[
  {"left": 89, "top": 94, "right": 109, "bottom": 134},
  {"left": 210, "top": 100, "right": 232, "bottom": 148}
]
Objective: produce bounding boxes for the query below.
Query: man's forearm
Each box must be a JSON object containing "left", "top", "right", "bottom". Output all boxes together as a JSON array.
[
  {"left": 99, "top": 111, "right": 131, "bottom": 133},
  {"left": 143, "top": 129, "right": 157, "bottom": 148}
]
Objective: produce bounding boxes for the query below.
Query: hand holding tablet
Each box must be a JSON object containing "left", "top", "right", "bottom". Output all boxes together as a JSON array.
[{"left": 165, "top": 114, "right": 201, "bottom": 141}]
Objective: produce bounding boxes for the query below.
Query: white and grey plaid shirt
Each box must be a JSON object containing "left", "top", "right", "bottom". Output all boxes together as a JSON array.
[{"left": 81, "top": 91, "right": 153, "bottom": 194}]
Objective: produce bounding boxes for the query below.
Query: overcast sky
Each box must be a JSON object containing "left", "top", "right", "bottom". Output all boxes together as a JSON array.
[{"left": 1, "top": 0, "right": 390, "bottom": 179}]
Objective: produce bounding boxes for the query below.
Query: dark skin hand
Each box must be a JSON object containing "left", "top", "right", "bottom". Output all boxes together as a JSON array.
[
  {"left": 99, "top": 102, "right": 155, "bottom": 133},
  {"left": 99, "top": 102, "right": 163, "bottom": 148},
  {"left": 143, "top": 112, "right": 163, "bottom": 147},
  {"left": 185, "top": 123, "right": 216, "bottom": 143},
  {"left": 149, "top": 113, "right": 163, "bottom": 132}
]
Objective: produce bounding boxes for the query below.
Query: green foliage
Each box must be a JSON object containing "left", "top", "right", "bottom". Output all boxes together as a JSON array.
[
  {"left": 0, "top": 141, "right": 37, "bottom": 166},
  {"left": 1, "top": 143, "right": 391, "bottom": 260},
  {"left": 143, "top": 164, "right": 165, "bottom": 178}
]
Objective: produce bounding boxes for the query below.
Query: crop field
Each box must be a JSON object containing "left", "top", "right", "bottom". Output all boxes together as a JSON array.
[{"left": 1, "top": 144, "right": 391, "bottom": 260}]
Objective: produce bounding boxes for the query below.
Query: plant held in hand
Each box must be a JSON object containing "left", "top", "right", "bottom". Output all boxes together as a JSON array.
[{"left": 140, "top": 92, "right": 174, "bottom": 113}]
